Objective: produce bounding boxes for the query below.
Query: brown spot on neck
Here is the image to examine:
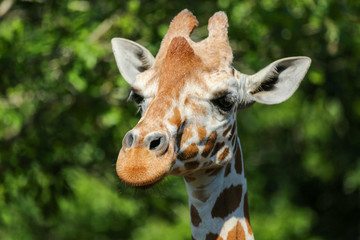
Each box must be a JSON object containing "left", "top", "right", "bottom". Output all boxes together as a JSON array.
[
  {"left": 190, "top": 204, "right": 202, "bottom": 227},
  {"left": 226, "top": 221, "right": 245, "bottom": 240},
  {"left": 211, "top": 184, "right": 243, "bottom": 219},
  {"left": 206, "top": 233, "right": 223, "bottom": 240}
]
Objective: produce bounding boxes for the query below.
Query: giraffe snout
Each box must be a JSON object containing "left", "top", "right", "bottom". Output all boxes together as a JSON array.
[{"left": 116, "top": 130, "right": 174, "bottom": 187}]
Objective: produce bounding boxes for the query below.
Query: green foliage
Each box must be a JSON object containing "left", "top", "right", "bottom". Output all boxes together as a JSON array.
[{"left": 0, "top": 0, "right": 358, "bottom": 239}]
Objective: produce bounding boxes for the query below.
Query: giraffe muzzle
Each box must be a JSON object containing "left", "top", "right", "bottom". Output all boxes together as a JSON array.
[{"left": 116, "top": 130, "right": 175, "bottom": 187}]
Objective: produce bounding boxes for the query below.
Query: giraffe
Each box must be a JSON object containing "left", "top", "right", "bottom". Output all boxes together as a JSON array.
[{"left": 111, "top": 10, "right": 311, "bottom": 240}]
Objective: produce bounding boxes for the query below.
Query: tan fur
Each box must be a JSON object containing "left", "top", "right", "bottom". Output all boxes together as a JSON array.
[
  {"left": 226, "top": 221, "right": 245, "bottom": 240},
  {"left": 155, "top": 9, "right": 232, "bottom": 72},
  {"left": 168, "top": 107, "right": 182, "bottom": 127},
  {"left": 197, "top": 126, "right": 207, "bottom": 142},
  {"left": 116, "top": 142, "right": 175, "bottom": 186},
  {"left": 158, "top": 37, "right": 204, "bottom": 98},
  {"left": 180, "top": 126, "right": 193, "bottom": 149},
  {"left": 218, "top": 147, "right": 230, "bottom": 162},
  {"left": 202, "top": 131, "right": 217, "bottom": 158},
  {"left": 155, "top": 10, "right": 198, "bottom": 66},
  {"left": 178, "top": 143, "right": 199, "bottom": 161}
]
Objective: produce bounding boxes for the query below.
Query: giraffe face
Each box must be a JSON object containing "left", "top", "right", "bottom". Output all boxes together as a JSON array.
[
  {"left": 112, "top": 10, "right": 311, "bottom": 187},
  {"left": 116, "top": 36, "right": 240, "bottom": 187}
]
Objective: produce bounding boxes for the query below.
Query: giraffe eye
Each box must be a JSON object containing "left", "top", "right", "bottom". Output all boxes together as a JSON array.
[
  {"left": 211, "top": 94, "right": 235, "bottom": 112},
  {"left": 129, "top": 91, "right": 144, "bottom": 104}
]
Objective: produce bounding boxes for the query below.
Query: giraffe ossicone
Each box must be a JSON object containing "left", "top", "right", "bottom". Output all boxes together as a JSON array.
[{"left": 112, "top": 9, "right": 311, "bottom": 240}]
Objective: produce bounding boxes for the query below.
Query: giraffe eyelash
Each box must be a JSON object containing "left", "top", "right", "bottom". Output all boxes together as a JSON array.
[
  {"left": 128, "top": 91, "right": 145, "bottom": 113},
  {"left": 211, "top": 94, "right": 237, "bottom": 113},
  {"left": 136, "top": 104, "right": 144, "bottom": 114},
  {"left": 128, "top": 91, "right": 145, "bottom": 104}
]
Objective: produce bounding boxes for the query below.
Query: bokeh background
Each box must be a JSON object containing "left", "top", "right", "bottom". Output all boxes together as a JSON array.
[{"left": 0, "top": 0, "right": 359, "bottom": 239}]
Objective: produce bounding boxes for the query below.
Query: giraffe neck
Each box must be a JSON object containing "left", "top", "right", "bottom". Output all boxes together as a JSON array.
[{"left": 185, "top": 138, "right": 254, "bottom": 240}]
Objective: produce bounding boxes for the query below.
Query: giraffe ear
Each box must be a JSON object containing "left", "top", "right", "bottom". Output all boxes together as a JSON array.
[
  {"left": 111, "top": 38, "right": 155, "bottom": 85},
  {"left": 246, "top": 57, "right": 311, "bottom": 104}
]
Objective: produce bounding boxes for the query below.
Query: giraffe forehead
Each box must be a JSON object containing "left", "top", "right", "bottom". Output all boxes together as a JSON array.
[
  {"left": 157, "top": 37, "right": 205, "bottom": 95},
  {"left": 135, "top": 36, "right": 237, "bottom": 102}
]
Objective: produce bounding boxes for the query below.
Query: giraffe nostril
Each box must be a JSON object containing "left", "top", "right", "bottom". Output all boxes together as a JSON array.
[
  {"left": 149, "top": 137, "right": 162, "bottom": 150},
  {"left": 146, "top": 132, "right": 168, "bottom": 154},
  {"left": 124, "top": 132, "right": 136, "bottom": 148}
]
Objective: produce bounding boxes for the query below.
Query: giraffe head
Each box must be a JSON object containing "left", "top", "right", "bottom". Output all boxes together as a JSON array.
[{"left": 112, "top": 10, "right": 310, "bottom": 188}]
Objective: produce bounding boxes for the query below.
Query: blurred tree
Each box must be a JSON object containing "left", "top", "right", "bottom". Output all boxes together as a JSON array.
[{"left": 0, "top": 0, "right": 358, "bottom": 239}]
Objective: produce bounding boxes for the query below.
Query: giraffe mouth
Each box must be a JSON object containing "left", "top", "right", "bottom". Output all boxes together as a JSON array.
[{"left": 131, "top": 174, "right": 167, "bottom": 189}]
